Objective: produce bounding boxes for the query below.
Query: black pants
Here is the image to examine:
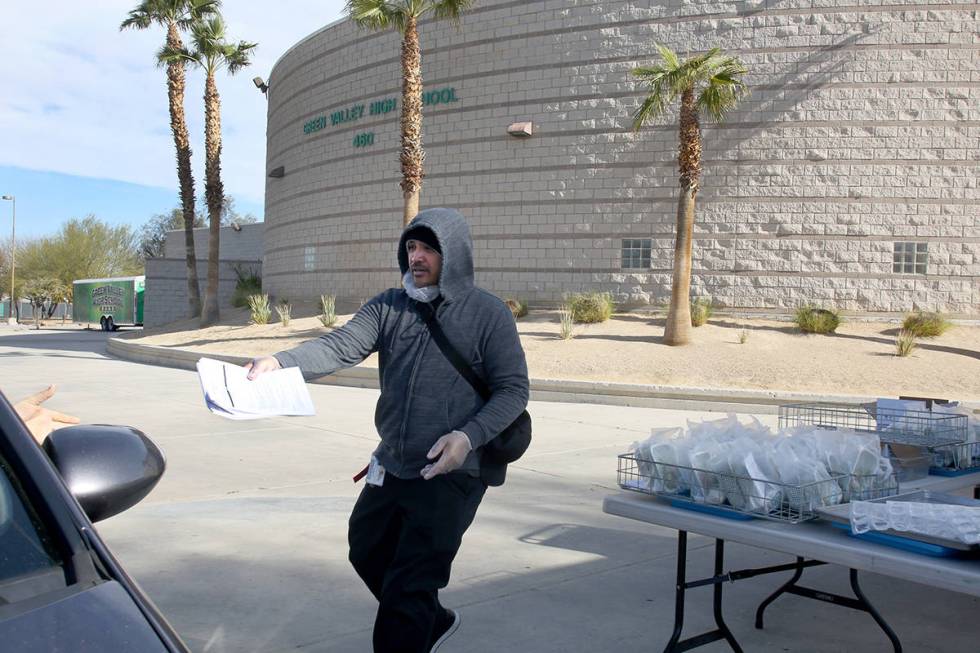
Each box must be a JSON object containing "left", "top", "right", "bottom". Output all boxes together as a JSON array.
[{"left": 348, "top": 473, "right": 486, "bottom": 653}]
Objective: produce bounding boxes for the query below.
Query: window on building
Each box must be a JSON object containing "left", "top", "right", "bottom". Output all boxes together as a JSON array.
[
  {"left": 621, "top": 239, "right": 651, "bottom": 270},
  {"left": 304, "top": 246, "right": 316, "bottom": 272},
  {"left": 893, "top": 242, "right": 927, "bottom": 275}
]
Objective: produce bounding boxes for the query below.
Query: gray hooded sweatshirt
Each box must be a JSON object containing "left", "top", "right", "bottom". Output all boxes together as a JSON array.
[{"left": 274, "top": 208, "right": 530, "bottom": 479}]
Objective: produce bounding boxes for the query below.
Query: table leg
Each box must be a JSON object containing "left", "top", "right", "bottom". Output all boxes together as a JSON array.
[
  {"left": 712, "top": 540, "right": 743, "bottom": 653},
  {"left": 754, "top": 556, "right": 806, "bottom": 629},
  {"left": 663, "top": 532, "right": 743, "bottom": 653},
  {"left": 850, "top": 569, "right": 902, "bottom": 653}
]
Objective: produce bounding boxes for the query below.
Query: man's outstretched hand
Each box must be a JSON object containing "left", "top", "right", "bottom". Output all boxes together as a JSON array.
[
  {"left": 14, "top": 385, "right": 80, "bottom": 443},
  {"left": 421, "top": 431, "right": 472, "bottom": 480},
  {"left": 244, "top": 356, "right": 282, "bottom": 380}
]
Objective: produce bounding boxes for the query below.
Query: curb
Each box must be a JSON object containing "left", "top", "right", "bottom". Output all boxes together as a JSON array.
[{"left": 108, "top": 335, "right": 979, "bottom": 415}]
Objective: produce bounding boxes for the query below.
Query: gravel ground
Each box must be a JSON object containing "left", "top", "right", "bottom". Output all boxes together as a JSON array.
[{"left": 130, "top": 304, "right": 980, "bottom": 401}]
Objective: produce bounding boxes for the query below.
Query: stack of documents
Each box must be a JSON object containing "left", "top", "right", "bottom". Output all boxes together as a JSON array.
[{"left": 196, "top": 357, "right": 315, "bottom": 420}]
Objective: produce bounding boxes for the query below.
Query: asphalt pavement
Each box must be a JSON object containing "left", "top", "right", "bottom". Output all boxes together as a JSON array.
[{"left": 1, "top": 326, "right": 976, "bottom": 652}]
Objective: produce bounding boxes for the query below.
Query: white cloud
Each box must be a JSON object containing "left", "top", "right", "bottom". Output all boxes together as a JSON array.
[{"left": 0, "top": 1, "right": 347, "bottom": 207}]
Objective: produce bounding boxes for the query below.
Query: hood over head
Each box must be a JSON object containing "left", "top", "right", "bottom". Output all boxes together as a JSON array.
[{"left": 398, "top": 208, "right": 474, "bottom": 303}]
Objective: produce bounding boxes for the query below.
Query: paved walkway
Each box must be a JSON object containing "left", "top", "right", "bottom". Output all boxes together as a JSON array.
[{"left": 1, "top": 327, "right": 976, "bottom": 652}]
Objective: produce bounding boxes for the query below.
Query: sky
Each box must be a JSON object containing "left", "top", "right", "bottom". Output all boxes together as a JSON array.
[{"left": 0, "top": 1, "right": 347, "bottom": 240}]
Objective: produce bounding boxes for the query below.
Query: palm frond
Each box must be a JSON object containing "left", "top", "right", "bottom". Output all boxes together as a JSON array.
[
  {"left": 176, "top": 0, "right": 221, "bottom": 30},
  {"left": 224, "top": 41, "right": 258, "bottom": 75},
  {"left": 156, "top": 42, "right": 197, "bottom": 68},
  {"left": 120, "top": 6, "right": 154, "bottom": 31},
  {"left": 346, "top": 0, "right": 397, "bottom": 31},
  {"left": 431, "top": 0, "right": 476, "bottom": 27}
]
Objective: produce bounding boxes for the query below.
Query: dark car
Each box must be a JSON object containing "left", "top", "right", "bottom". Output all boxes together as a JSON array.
[{"left": 0, "top": 391, "right": 188, "bottom": 652}]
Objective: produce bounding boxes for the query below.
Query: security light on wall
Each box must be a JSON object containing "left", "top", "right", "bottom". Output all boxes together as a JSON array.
[
  {"left": 268, "top": 166, "right": 285, "bottom": 178},
  {"left": 507, "top": 121, "right": 533, "bottom": 138},
  {"left": 253, "top": 76, "right": 268, "bottom": 93}
]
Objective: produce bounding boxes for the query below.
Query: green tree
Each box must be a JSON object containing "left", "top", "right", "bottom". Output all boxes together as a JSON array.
[
  {"left": 19, "top": 216, "right": 142, "bottom": 294},
  {"left": 346, "top": 0, "right": 475, "bottom": 225},
  {"left": 632, "top": 45, "right": 747, "bottom": 345},
  {"left": 21, "top": 277, "right": 63, "bottom": 330},
  {"left": 139, "top": 207, "right": 205, "bottom": 260},
  {"left": 121, "top": 0, "right": 219, "bottom": 319},
  {"left": 162, "top": 14, "right": 256, "bottom": 326}
]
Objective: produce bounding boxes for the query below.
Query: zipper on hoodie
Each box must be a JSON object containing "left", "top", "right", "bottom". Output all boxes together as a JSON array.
[{"left": 397, "top": 310, "right": 432, "bottom": 467}]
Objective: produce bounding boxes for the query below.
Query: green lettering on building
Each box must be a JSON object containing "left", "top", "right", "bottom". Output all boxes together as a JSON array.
[
  {"left": 353, "top": 132, "right": 375, "bottom": 148},
  {"left": 423, "top": 87, "right": 458, "bottom": 106},
  {"left": 302, "top": 89, "right": 458, "bottom": 137},
  {"left": 370, "top": 98, "right": 397, "bottom": 115}
]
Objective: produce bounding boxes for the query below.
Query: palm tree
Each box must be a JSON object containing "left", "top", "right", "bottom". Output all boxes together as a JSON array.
[
  {"left": 632, "top": 45, "right": 747, "bottom": 346},
  {"left": 121, "top": 0, "right": 218, "bottom": 319},
  {"left": 346, "top": 0, "right": 475, "bottom": 226},
  {"left": 162, "top": 15, "right": 256, "bottom": 326}
]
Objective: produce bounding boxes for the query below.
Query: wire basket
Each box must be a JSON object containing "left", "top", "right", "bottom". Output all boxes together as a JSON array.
[
  {"left": 843, "top": 471, "right": 899, "bottom": 502},
  {"left": 930, "top": 441, "right": 980, "bottom": 475},
  {"left": 617, "top": 453, "right": 849, "bottom": 524},
  {"left": 778, "top": 402, "right": 972, "bottom": 472}
]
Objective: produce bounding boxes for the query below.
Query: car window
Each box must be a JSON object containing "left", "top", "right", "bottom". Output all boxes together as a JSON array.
[{"left": 0, "top": 453, "right": 62, "bottom": 583}]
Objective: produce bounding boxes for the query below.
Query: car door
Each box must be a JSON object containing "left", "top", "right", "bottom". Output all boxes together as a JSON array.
[{"left": 0, "top": 392, "right": 186, "bottom": 652}]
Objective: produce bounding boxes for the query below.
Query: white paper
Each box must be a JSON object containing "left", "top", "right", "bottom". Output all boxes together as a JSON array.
[{"left": 196, "top": 357, "right": 315, "bottom": 420}]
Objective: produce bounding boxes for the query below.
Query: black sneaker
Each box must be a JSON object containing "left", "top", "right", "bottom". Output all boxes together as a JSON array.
[{"left": 430, "top": 608, "right": 460, "bottom": 652}]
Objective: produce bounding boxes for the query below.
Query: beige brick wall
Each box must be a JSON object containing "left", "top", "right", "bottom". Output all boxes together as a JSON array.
[{"left": 262, "top": 0, "right": 980, "bottom": 315}]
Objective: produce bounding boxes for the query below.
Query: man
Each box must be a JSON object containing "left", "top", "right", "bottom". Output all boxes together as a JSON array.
[{"left": 246, "top": 208, "right": 530, "bottom": 652}]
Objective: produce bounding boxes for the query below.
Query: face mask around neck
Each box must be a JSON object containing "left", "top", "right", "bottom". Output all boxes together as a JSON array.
[{"left": 403, "top": 271, "right": 441, "bottom": 303}]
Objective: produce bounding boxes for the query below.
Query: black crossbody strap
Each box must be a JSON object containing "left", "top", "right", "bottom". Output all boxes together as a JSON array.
[{"left": 420, "top": 305, "right": 492, "bottom": 401}]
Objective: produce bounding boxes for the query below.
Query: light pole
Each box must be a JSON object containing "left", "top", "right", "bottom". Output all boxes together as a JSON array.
[{"left": 1, "top": 195, "right": 14, "bottom": 324}]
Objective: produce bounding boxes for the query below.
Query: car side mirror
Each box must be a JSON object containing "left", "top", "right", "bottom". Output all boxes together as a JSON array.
[{"left": 43, "top": 425, "right": 166, "bottom": 523}]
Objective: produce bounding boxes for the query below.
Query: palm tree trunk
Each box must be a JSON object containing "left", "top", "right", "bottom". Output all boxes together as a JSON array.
[
  {"left": 166, "top": 22, "right": 201, "bottom": 318},
  {"left": 400, "top": 16, "right": 424, "bottom": 226},
  {"left": 200, "top": 72, "right": 223, "bottom": 327},
  {"left": 663, "top": 88, "right": 702, "bottom": 346}
]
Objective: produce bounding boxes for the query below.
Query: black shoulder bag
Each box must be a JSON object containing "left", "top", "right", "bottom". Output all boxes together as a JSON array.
[{"left": 420, "top": 307, "right": 532, "bottom": 487}]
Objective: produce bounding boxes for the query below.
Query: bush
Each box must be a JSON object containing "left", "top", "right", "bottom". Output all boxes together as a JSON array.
[
  {"left": 690, "top": 298, "right": 713, "bottom": 327},
  {"left": 247, "top": 294, "right": 271, "bottom": 325},
  {"left": 738, "top": 329, "right": 749, "bottom": 344},
  {"left": 794, "top": 305, "right": 841, "bottom": 334},
  {"left": 558, "top": 305, "right": 574, "bottom": 340},
  {"left": 505, "top": 298, "right": 528, "bottom": 319},
  {"left": 895, "top": 329, "right": 917, "bottom": 357},
  {"left": 568, "top": 292, "right": 614, "bottom": 324},
  {"left": 319, "top": 294, "right": 337, "bottom": 328},
  {"left": 901, "top": 311, "right": 951, "bottom": 338},
  {"left": 276, "top": 299, "right": 291, "bottom": 326},
  {"left": 232, "top": 265, "right": 262, "bottom": 308}
]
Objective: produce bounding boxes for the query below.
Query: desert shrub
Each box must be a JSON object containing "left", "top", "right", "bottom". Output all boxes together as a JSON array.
[
  {"left": 247, "top": 294, "right": 271, "bottom": 325},
  {"left": 319, "top": 294, "right": 337, "bottom": 328},
  {"left": 895, "top": 329, "right": 917, "bottom": 357},
  {"left": 901, "top": 311, "right": 951, "bottom": 338},
  {"left": 794, "top": 304, "right": 841, "bottom": 334},
  {"left": 276, "top": 299, "right": 291, "bottom": 326},
  {"left": 568, "top": 292, "right": 614, "bottom": 324},
  {"left": 690, "top": 298, "right": 713, "bottom": 327},
  {"left": 505, "top": 298, "right": 529, "bottom": 319},
  {"left": 232, "top": 265, "right": 262, "bottom": 308},
  {"left": 558, "top": 305, "right": 574, "bottom": 340},
  {"left": 738, "top": 329, "right": 749, "bottom": 344}
]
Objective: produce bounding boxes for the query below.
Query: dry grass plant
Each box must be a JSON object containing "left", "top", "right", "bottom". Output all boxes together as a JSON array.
[
  {"left": 247, "top": 294, "right": 271, "bottom": 325},
  {"left": 506, "top": 298, "right": 529, "bottom": 319},
  {"left": 738, "top": 329, "right": 749, "bottom": 344},
  {"left": 794, "top": 304, "right": 841, "bottom": 334},
  {"left": 902, "top": 311, "right": 951, "bottom": 338},
  {"left": 319, "top": 294, "right": 337, "bottom": 328},
  {"left": 558, "top": 305, "right": 574, "bottom": 340},
  {"left": 568, "top": 292, "right": 614, "bottom": 324},
  {"left": 895, "top": 329, "right": 917, "bottom": 357},
  {"left": 275, "top": 300, "right": 291, "bottom": 326},
  {"left": 690, "top": 298, "right": 713, "bottom": 327}
]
